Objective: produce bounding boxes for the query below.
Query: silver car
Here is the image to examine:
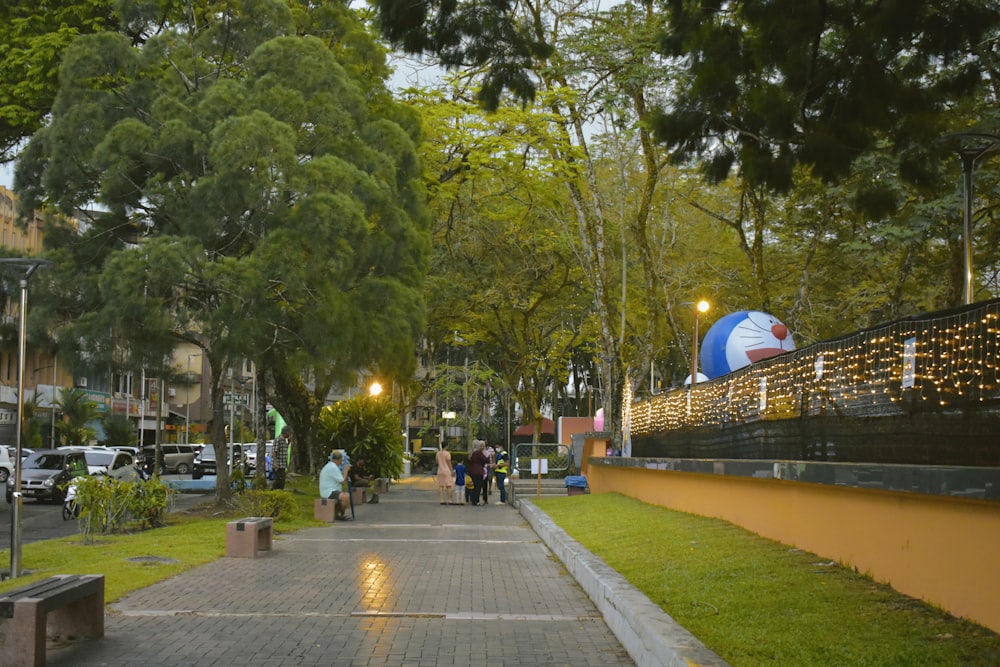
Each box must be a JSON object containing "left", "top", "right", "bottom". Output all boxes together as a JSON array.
[{"left": 5, "top": 449, "right": 89, "bottom": 503}]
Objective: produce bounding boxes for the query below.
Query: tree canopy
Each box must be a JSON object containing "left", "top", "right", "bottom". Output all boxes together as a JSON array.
[
  {"left": 0, "top": 0, "right": 118, "bottom": 160},
  {"left": 652, "top": 0, "right": 1000, "bottom": 191},
  {"left": 16, "top": 0, "right": 429, "bottom": 498}
]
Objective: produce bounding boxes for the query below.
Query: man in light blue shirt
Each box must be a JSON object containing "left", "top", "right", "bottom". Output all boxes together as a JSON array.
[{"left": 319, "top": 451, "right": 349, "bottom": 520}]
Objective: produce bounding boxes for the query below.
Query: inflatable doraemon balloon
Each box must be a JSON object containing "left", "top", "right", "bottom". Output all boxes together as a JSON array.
[{"left": 699, "top": 311, "right": 795, "bottom": 380}]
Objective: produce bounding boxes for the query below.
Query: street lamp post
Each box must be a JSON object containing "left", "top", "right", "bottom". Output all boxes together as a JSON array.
[
  {"left": 370, "top": 380, "right": 411, "bottom": 476},
  {"left": 0, "top": 258, "right": 54, "bottom": 579},
  {"left": 185, "top": 353, "right": 202, "bottom": 445},
  {"left": 441, "top": 410, "right": 456, "bottom": 449},
  {"left": 227, "top": 370, "right": 249, "bottom": 472},
  {"left": 683, "top": 300, "right": 710, "bottom": 386},
  {"left": 943, "top": 131, "right": 1000, "bottom": 305}
]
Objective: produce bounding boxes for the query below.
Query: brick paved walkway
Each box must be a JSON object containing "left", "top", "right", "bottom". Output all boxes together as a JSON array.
[{"left": 49, "top": 475, "right": 635, "bottom": 667}]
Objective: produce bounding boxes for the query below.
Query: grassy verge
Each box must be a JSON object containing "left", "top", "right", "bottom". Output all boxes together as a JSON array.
[
  {"left": 534, "top": 493, "right": 1000, "bottom": 667},
  {"left": 0, "top": 476, "right": 323, "bottom": 602}
]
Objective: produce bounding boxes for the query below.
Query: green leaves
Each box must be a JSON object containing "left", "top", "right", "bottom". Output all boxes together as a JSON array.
[
  {"left": 317, "top": 395, "right": 404, "bottom": 480},
  {"left": 13, "top": 1, "right": 429, "bottom": 493},
  {"left": 654, "top": 0, "right": 1000, "bottom": 191},
  {"left": 372, "top": 0, "right": 551, "bottom": 109},
  {"left": 55, "top": 388, "right": 101, "bottom": 447}
]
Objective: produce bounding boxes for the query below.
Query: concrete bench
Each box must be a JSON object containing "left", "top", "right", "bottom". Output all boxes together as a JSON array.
[
  {"left": 314, "top": 497, "right": 340, "bottom": 522},
  {"left": 374, "top": 478, "right": 391, "bottom": 493},
  {"left": 0, "top": 574, "right": 105, "bottom": 667},
  {"left": 225, "top": 517, "right": 273, "bottom": 558}
]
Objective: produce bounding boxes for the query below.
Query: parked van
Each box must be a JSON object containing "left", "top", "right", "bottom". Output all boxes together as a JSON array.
[{"left": 139, "top": 444, "right": 199, "bottom": 475}]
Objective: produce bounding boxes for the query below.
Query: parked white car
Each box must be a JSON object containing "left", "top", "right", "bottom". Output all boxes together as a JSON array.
[
  {"left": 64, "top": 447, "right": 140, "bottom": 482},
  {"left": 0, "top": 446, "right": 13, "bottom": 483}
]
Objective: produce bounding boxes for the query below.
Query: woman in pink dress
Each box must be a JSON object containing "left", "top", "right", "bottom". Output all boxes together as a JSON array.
[{"left": 435, "top": 443, "right": 454, "bottom": 504}]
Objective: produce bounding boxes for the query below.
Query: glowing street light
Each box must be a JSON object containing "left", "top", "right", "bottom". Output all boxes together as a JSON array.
[
  {"left": 683, "top": 300, "right": 710, "bottom": 386},
  {"left": 369, "top": 381, "right": 383, "bottom": 397}
]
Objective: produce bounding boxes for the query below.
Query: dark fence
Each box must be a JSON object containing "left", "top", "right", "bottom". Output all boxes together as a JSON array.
[{"left": 626, "top": 299, "right": 1000, "bottom": 466}]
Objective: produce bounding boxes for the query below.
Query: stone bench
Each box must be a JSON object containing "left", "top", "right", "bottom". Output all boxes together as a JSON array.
[
  {"left": 225, "top": 517, "right": 273, "bottom": 558},
  {"left": 0, "top": 574, "right": 105, "bottom": 667},
  {"left": 314, "top": 497, "right": 341, "bottom": 522}
]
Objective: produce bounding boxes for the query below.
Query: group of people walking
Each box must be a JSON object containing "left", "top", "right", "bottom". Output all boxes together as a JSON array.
[{"left": 435, "top": 439, "right": 509, "bottom": 506}]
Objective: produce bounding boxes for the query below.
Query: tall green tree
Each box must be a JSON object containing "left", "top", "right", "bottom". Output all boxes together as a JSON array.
[
  {"left": 55, "top": 387, "right": 99, "bottom": 446},
  {"left": 17, "top": 0, "right": 428, "bottom": 500},
  {"left": 412, "top": 87, "right": 594, "bottom": 442},
  {"left": 102, "top": 414, "right": 137, "bottom": 447}
]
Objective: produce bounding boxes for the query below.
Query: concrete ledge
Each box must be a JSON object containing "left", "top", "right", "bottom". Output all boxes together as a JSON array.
[
  {"left": 166, "top": 478, "right": 216, "bottom": 493},
  {"left": 519, "top": 499, "right": 729, "bottom": 667}
]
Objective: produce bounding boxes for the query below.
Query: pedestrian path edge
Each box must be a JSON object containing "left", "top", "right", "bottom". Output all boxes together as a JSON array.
[{"left": 519, "top": 498, "right": 731, "bottom": 667}]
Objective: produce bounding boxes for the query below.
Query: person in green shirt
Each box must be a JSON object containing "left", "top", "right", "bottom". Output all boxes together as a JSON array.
[{"left": 493, "top": 447, "right": 509, "bottom": 504}]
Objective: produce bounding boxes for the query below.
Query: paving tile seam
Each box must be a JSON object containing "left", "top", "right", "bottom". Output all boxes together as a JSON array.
[
  {"left": 283, "top": 537, "right": 529, "bottom": 544},
  {"left": 297, "top": 522, "right": 522, "bottom": 529},
  {"left": 112, "top": 609, "right": 602, "bottom": 622}
]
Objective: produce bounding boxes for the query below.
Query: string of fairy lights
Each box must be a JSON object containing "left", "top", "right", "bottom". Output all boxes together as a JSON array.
[{"left": 626, "top": 301, "right": 1000, "bottom": 438}]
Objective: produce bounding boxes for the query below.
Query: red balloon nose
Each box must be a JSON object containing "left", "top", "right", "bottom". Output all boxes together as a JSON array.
[{"left": 772, "top": 323, "right": 788, "bottom": 340}]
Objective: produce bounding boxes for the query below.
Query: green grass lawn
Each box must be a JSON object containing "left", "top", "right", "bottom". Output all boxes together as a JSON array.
[{"left": 534, "top": 493, "right": 1000, "bottom": 666}]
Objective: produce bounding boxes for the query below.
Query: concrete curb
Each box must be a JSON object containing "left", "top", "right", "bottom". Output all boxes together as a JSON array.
[
  {"left": 165, "top": 478, "right": 216, "bottom": 492},
  {"left": 519, "top": 499, "right": 730, "bottom": 667}
]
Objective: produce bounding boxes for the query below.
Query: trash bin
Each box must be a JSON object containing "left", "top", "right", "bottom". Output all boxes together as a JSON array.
[{"left": 565, "top": 475, "right": 589, "bottom": 496}]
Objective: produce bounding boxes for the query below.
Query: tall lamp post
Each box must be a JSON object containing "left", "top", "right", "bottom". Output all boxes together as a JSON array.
[
  {"left": 441, "top": 410, "right": 456, "bottom": 449},
  {"left": 185, "top": 353, "right": 202, "bottom": 445},
  {"left": 1, "top": 257, "right": 54, "bottom": 579},
  {"left": 943, "top": 131, "right": 1000, "bottom": 305},
  {"left": 371, "top": 380, "right": 412, "bottom": 477},
  {"left": 683, "top": 300, "right": 710, "bottom": 386}
]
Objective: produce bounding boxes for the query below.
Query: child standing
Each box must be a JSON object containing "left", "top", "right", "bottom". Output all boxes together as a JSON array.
[{"left": 454, "top": 460, "right": 467, "bottom": 505}]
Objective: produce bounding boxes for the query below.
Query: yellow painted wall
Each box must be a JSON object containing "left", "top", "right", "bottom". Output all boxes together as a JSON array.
[{"left": 588, "top": 463, "right": 1000, "bottom": 634}]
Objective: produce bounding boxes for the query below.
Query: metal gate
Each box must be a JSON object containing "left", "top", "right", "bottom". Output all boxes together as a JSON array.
[{"left": 510, "top": 443, "right": 571, "bottom": 503}]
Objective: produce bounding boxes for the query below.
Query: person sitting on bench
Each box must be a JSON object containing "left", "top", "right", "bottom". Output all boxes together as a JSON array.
[
  {"left": 319, "top": 451, "right": 350, "bottom": 520},
  {"left": 349, "top": 456, "right": 376, "bottom": 503}
]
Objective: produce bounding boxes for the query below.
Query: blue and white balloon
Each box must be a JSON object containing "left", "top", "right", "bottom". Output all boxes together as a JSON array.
[{"left": 699, "top": 311, "right": 795, "bottom": 379}]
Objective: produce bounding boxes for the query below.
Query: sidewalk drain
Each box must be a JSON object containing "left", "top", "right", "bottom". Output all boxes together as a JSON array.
[{"left": 126, "top": 556, "right": 180, "bottom": 564}]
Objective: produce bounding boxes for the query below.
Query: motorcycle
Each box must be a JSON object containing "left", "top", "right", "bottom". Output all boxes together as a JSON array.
[{"left": 61, "top": 478, "right": 81, "bottom": 521}]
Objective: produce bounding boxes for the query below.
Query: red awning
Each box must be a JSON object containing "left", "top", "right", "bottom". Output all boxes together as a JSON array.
[{"left": 513, "top": 418, "right": 556, "bottom": 437}]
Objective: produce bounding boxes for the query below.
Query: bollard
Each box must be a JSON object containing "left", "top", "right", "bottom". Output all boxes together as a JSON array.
[{"left": 9, "top": 491, "right": 23, "bottom": 578}]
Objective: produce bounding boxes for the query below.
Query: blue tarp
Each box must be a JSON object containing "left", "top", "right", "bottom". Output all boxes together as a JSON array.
[{"left": 565, "top": 475, "right": 588, "bottom": 488}]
